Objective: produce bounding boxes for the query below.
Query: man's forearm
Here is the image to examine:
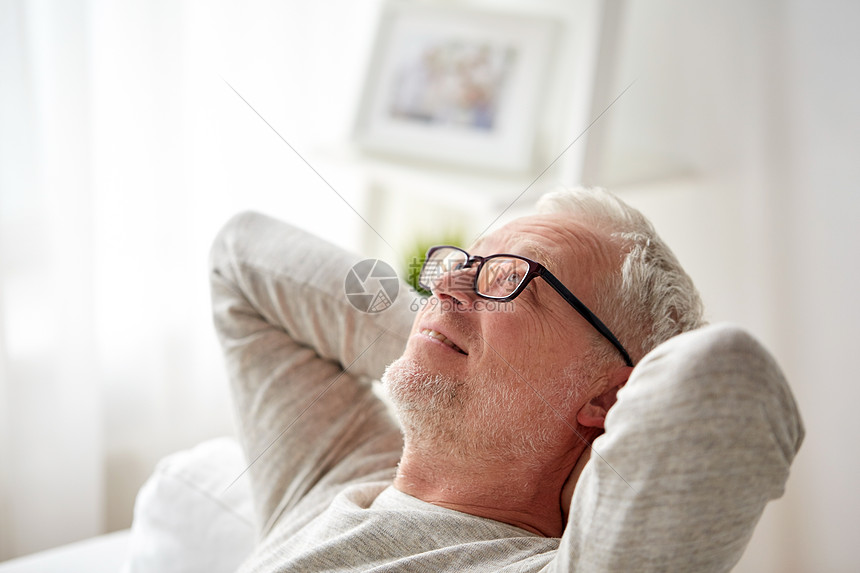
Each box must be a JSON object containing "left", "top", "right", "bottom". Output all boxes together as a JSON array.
[
  {"left": 557, "top": 324, "right": 804, "bottom": 572},
  {"left": 208, "top": 211, "right": 412, "bottom": 530}
]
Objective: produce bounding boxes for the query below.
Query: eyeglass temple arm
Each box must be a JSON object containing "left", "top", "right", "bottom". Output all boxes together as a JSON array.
[{"left": 540, "top": 271, "right": 634, "bottom": 367}]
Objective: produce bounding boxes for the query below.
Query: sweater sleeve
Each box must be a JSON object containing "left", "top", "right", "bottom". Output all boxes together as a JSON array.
[
  {"left": 209, "top": 211, "right": 415, "bottom": 534},
  {"left": 554, "top": 323, "right": 805, "bottom": 572}
]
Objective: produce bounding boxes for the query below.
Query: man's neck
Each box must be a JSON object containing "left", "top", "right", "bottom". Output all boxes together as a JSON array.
[{"left": 393, "top": 442, "right": 587, "bottom": 538}]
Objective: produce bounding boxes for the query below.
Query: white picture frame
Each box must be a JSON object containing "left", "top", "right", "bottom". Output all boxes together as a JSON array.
[{"left": 353, "top": 2, "right": 558, "bottom": 175}]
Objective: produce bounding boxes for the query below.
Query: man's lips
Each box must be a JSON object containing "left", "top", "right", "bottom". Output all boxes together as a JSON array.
[{"left": 419, "top": 328, "right": 467, "bottom": 355}]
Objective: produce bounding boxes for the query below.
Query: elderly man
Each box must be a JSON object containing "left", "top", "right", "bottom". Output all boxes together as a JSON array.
[{"left": 210, "top": 187, "right": 803, "bottom": 571}]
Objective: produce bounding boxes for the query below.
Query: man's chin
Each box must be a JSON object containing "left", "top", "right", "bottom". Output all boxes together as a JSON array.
[
  {"left": 381, "top": 356, "right": 471, "bottom": 452},
  {"left": 381, "top": 356, "right": 463, "bottom": 413}
]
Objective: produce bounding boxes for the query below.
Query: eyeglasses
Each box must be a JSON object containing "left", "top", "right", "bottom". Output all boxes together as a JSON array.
[{"left": 418, "top": 245, "right": 634, "bottom": 367}]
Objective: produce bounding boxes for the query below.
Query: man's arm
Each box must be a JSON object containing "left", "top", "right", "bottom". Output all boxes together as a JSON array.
[
  {"left": 209, "top": 212, "right": 414, "bottom": 533},
  {"left": 557, "top": 324, "right": 804, "bottom": 571}
]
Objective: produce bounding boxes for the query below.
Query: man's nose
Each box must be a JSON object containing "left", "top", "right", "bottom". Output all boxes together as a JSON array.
[{"left": 432, "top": 267, "right": 479, "bottom": 309}]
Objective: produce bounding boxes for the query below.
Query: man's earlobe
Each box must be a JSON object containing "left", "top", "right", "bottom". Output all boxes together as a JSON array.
[
  {"left": 576, "top": 399, "right": 609, "bottom": 429},
  {"left": 576, "top": 366, "right": 633, "bottom": 429}
]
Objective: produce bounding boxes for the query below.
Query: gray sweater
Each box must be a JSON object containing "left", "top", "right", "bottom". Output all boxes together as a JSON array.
[{"left": 210, "top": 212, "right": 804, "bottom": 572}]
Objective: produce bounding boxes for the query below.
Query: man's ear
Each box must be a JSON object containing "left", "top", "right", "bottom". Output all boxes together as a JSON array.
[{"left": 576, "top": 366, "right": 633, "bottom": 429}]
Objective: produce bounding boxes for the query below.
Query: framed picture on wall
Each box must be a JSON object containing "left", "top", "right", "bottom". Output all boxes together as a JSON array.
[{"left": 353, "top": 2, "right": 558, "bottom": 175}]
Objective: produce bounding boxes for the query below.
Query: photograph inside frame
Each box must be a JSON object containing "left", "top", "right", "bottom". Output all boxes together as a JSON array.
[{"left": 354, "top": 1, "right": 558, "bottom": 174}]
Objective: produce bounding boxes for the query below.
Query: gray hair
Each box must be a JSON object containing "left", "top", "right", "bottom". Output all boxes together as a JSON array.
[{"left": 536, "top": 186, "right": 705, "bottom": 364}]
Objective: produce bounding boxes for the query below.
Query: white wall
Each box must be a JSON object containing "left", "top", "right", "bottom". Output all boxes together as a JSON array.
[{"left": 779, "top": 2, "right": 860, "bottom": 570}]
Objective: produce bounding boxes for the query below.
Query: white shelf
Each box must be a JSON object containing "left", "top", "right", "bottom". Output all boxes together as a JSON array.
[{"left": 313, "top": 145, "right": 544, "bottom": 210}]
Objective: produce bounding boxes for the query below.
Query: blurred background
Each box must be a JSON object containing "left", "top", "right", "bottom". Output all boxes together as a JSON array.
[{"left": 1, "top": 0, "right": 858, "bottom": 570}]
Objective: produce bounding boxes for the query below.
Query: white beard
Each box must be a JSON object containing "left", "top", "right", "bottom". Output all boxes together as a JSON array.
[
  {"left": 381, "top": 356, "right": 466, "bottom": 445},
  {"left": 381, "top": 355, "right": 588, "bottom": 465}
]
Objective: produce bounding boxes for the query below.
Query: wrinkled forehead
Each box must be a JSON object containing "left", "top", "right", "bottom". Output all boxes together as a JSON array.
[{"left": 469, "top": 214, "right": 606, "bottom": 270}]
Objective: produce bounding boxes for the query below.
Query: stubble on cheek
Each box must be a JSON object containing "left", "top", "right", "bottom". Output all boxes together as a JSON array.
[{"left": 381, "top": 350, "right": 594, "bottom": 465}]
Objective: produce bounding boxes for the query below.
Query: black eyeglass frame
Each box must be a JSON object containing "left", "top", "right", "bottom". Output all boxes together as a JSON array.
[{"left": 419, "top": 245, "right": 634, "bottom": 367}]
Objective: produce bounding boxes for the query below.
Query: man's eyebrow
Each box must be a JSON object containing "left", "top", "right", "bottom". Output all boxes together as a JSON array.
[
  {"left": 512, "top": 240, "right": 556, "bottom": 269},
  {"left": 524, "top": 242, "right": 555, "bottom": 267}
]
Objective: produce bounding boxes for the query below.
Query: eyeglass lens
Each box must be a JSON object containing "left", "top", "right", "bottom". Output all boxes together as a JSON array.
[
  {"left": 476, "top": 257, "right": 529, "bottom": 298},
  {"left": 419, "top": 248, "right": 462, "bottom": 291},
  {"left": 420, "top": 247, "right": 530, "bottom": 299}
]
